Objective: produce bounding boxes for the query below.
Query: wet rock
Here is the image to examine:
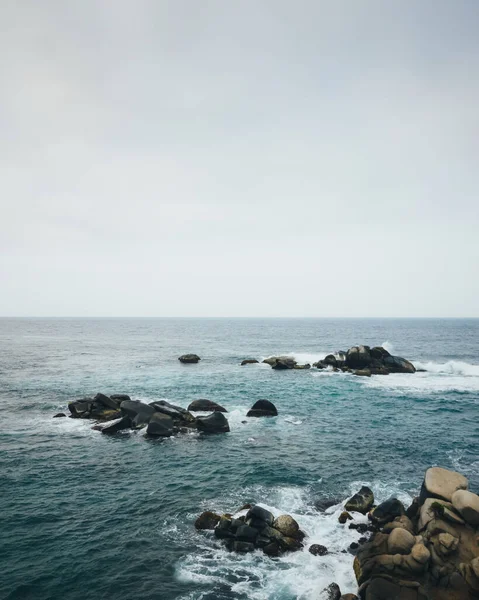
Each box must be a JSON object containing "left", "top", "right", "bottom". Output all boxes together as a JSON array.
[
  {"left": 178, "top": 354, "right": 201, "bottom": 363},
  {"left": 323, "top": 354, "right": 338, "bottom": 367},
  {"left": 187, "top": 399, "right": 227, "bottom": 412},
  {"left": 246, "top": 399, "right": 278, "bottom": 417},
  {"left": 90, "top": 407, "right": 122, "bottom": 422},
  {"left": 146, "top": 412, "right": 175, "bottom": 437},
  {"left": 309, "top": 543, "right": 329, "bottom": 556},
  {"left": 272, "top": 357, "right": 297, "bottom": 370},
  {"left": 354, "top": 369, "right": 371, "bottom": 377},
  {"left": 120, "top": 400, "right": 155, "bottom": 420},
  {"left": 101, "top": 415, "right": 132, "bottom": 434},
  {"left": 293, "top": 363, "right": 311, "bottom": 369},
  {"left": 371, "top": 498, "right": 405, "bottom": 525},
  {"left": 149, "top": 401, "right": 196, "bottom": 425},
  {"left": 420, "top": 466, "right": 468, "bottom": 502},
  {"left": 383, "top": 355, "right": 416, "bottom": 373},
  {"left": 110, "top": 394, "right": 131, "bottom": 402},
  {"left": 263, "top": 541, "right": 280, "bottom": 556},
  {"left": 196, "top": 412, "right": 230, "bottom": 433},
  {"left": 322, "top": 582, "right": 341, "bottom": 600},
  {"left": 195, "top": 511, "right": 221, "bottom": 530},
  {"left": 93, "top": 392, "right": 120, "bottom": 410},
  {"left": 345, "top": 486, "right": 374, "bottom": 514},
  {"left": 214, "top": 516, "right": 235, "bottom": 539},
  {"left": 68, "top": 399, "right": 93, "bottom": 418},
  {"left": 236, "top": 524, "right": 258, "bottom": 543},
  {"left": 53, "top": 413, "right": 66, "bottom": 418},
  {"left": 233, "top": 541, "right": 255, "bottom": 553},
  {"left": 315, "top": 497, "right": 340, "bottom": 511},
  {"left": 370, "top": 347, "right": 391, "bottom": 360},
  {"left": 346, "top": 345, "right": 371, "bottom": 369},
  {"left": 241, "top": 359, "right": 259, "bottom": 365},
  {"left": 246, "top": 505, "right": 274, "bottom": 526},
  {"left": 273, "top": 515, "right": 300, "bottom": 538},
  {"left": 339, "top": 595, "right": 358, "bottom": 600},
  {"left": 339, "top": 511, "right": 353, "bottom": 524},
  {"left": 451, "top": 489, "right": 479, "bottom": 525}
]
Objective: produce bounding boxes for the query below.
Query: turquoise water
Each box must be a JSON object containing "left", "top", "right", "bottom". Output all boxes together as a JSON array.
[{"left": 1, "top": 318, "right": 478, "bottom": 600}]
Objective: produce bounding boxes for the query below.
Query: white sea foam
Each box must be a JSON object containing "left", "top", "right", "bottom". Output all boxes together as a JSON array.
[{"left": 176, "top": 482, "right": 413, "bottom": 600}]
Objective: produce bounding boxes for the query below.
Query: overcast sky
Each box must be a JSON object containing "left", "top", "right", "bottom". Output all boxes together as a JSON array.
[{"left": 1, "top": 1, "right": 478, "bottom": 317}]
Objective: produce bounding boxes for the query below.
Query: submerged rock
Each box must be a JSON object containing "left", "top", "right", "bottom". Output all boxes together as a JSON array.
[
  {"left": 178, "top": 354, "right": 201, "bottom": 363},
  {"left": 196, "top": 412, "right": 230, "bottom": 433},
  {"left": 187, "top": 399, "right": 227, "bottom": 412},
  {"left": 241, "top": 359, "right": 259, "bottom": 365},
  {"left": 101, "top": 416, "right": 132, "bottom": 434},
  {"left": 293, "top": 363, "right": 311, "bottom": 369},
  {"left": 322, "top": 582, "right": 341, "bottom": 600},
  {"left": 53, "top": 413, "right": 66, "bottom": 418},
  {"left": 246, "top": 399, "right": 278, "bottom": 417}
]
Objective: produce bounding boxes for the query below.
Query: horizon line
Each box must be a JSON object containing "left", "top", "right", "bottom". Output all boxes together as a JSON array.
[{"left": 0, "top": 316, "right": 478, "bottom": 320}]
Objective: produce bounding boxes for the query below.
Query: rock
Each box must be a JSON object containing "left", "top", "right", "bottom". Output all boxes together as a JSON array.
[
  {"left": 322, "top": 582, "right": 341, "bottom": 600},
  {"left": 371, "top": 498, "right": 405, "bottom": 525},
  {"left": 110, "top": 394, "right": 131, "bottom": 402},
  {"left": 354, "top": 369, "right": 371, "bottom": 377},
  {"left": 273, "top": 515, "right": 300, "bottom": 538},
  {"left": 120, "top": 400, "right": 155, "bottom": 420},
  {"left": 196, "top": 412, "right": 230, "bottom": 433},
  {"left": 241, "top": 359, "right": 259, "bottom": 365},
  {"left": 370, "top": 347, "right": 391, "bottom": 360},
  {"left": 90, "top": 408, "right": 122, "bottom": 422},
  {"left": 195, "top": 511, "right": 221, "bottom": 530},
  {"left": 101, "top": 416, "right": 132, "bottom": 434},
  {"left": 451, "top": 489, "right": 479, "bottom": 525},
  {"left": 345, "top": 486, "right": 374, "bottom": 514},
  {"left": 272, "top": 357, "right": 297, "bottom": 370},
  {"left": 187, "top": 399, "right": 227, "bottom": 412},
  {"left": 315, "top": 497, "right": 340, "bottom": 511},
  {"left": 382, "top": 515, "right": 414, "bottom": 535},
  {"left": 93, "top": 392, "right": 120, "bottom": 410},
  {"left": 293, "top": 363, "right": 311, "bottom": 369},
  {"left": 323, "top": 354, "right": 338, "bottom": 367},
  {"left": 313, "top": 361, "right": 327, "bottom": 369},
  {"left": 53, "top": 413, "right": 66, "bottom": 418},
  {"left": 246, "top": 399, "right": 278, "bottom": 417},
  {"left": 68, "top": 399, "right": 93, "bottom": 418},
  {"left": 369, "top": 367, "right": 390, "bottom": 375},
  {"left": 149, "top": 400, "right": 196, "bottom": 424},
  {"left": 406, "top": 497, "right": 420, "bottom": 519},
  {"left": 339, "top": 595, "right": 358, "bottom": 600},
  {"left": 236, "top": 524, "right": 258, "bottom": 543},
  {"left": 246, "top": 505, "right": 274, "bottom": 526},
  {"left": 178, "top": 354, "right": 201, "bottom": 363},
  {"left": 346, "top": 345, "right": 371, "bottom": 369},
  {"left": 420, "top": 466, "right": 468, "bottom": 502},
  {"left": 418, "top": 497, "right": 464, "bottom": 531},
  {"left": 214, "top": 516, "right": 235, "bottom": 539},
  {"left": 262, "top": 357, "right": 278, "bottom": 366},
  {"left": 339, "top": 511, "right": 353, "bottom": 524},
  {"left": 263, "top": 541, "right": 280, "bottom": 556},
  {"left": 309, "top": 543, "right": 329, "bottom": 556},
  {"left": 387, "top": 528, "right": 415, "bottom": 555},
  {"left": 383, "top": 355, "right": 416, "bottom": 374},
  {"left": 233, "top": 541, "right": 255, "bottom": 553},
  {"left": 146, "top": 412, "right": 175, "bottom": 437}
]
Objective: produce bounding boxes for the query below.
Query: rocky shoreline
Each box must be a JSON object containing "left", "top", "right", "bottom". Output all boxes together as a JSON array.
[{"left": 195, "top": 466, "right": 479, "bottom": 599}]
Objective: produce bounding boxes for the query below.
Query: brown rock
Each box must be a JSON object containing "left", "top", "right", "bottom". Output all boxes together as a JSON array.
[
  {"left": 387, "top": 528, "right": 415, "bottom": 555},
  {"left": 451, "top": 489, "right": 479, "bottom": 526},
  {"left": 421, "top": 466, "right": 468, "bottom": 502}
]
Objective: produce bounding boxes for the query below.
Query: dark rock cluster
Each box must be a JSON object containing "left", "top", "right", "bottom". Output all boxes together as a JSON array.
[
  {"left": 61, "top": 395, "right": 279, "bottom": 436},
  {"left": 196, "top": 504, "right": 305, "bottom": 556}
]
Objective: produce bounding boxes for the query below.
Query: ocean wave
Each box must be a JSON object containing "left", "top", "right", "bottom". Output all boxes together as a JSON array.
[{"left": 414, "top": 360, "right": 479, "bottom": 377}]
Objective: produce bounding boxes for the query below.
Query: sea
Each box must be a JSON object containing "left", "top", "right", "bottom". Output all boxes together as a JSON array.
[{"left": 1, "top": 318, "right": 478, "bottom": 600}]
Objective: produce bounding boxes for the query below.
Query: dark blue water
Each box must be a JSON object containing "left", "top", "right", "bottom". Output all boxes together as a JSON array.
[{"left": 1, "top": 318, "right": 478, "bottom": 600}]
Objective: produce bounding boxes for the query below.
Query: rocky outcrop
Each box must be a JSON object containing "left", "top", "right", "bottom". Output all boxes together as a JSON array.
[
  {"left": 198, "top": 504, "right": 305, "bottom": 556},
  {"left": 187, "top": 399, "right": 227, "bottom": 412},
  {"left": 246, "top": 399, "right": 278, "bottom": 417},
  {"left": 353, "top": 466, "right": 479, "bottom": 600},
  {"left": 196, "top": 412, "right": 230, "bottom": 433},
  {"left": 310, "top": 345, "right": 416, "bottom": 376},
  {"left": 263, "top": 356, "right": 297, "bottom": 369},
  {"left": 68, "top": 393, "right": 123, "bottom": 421},
  {"left": 178, "top": 354, "right": 201, "bottom": 363}
]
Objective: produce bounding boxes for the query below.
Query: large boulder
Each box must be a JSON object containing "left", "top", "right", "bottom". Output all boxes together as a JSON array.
[
  {"left": 246, "top": 399, "right": 278, "bottom": 417},
  {"left": 323, "top": 354, "right": 338, "bottom": 367},
  {"left": 246, "top": 505, "right": 275, "bottom": 526},
  {"left": 178, "top": 354, "right": 201, "bottom": 364},
  {"left": 387, "top": 528, "right": 415, "bottom": 555},
  {"left": 345, "top": 486, "right": 374, "bottom": 514},
  {"left": 273, "top": 515, "right": 300, "bottom": 538},
  {"left": 149, "top": 400, "right": 196, "bottom": 425},
  {"left": 93, "top": 392, "right": 120, "bottom": 410},
  {"left": 68, "top": 399, "right": 93, "bottom": 418},
  {"left": 146, "top": 412, "right": 175, "bottom": 437},
  {"left": 420, "top": 466, "right": 468, "bottom": 502},
  {"left": 383, "top": 355, "right": 416, "bottom": 373},
  {"left": 101, "top": 415, "right": 132, "bottom": 434},
  {"left": 120, "top": 400, "right": 155, "bottom": 420},
  {"left": 417, "top": 497, "right": 464, "bottom": 531},
  {"left": 371, "top": 498, "right": 405, "bottom": 525},
  {"left": 195, "top": 511, "right": 221, "bottom": 530},
  {"left": 346, "top": 346, "right": 371, "bottom": 369},
  {"left": 196, "top": 412, "right": 230, "bottom": 433},
  {"left": 451, "top": 490, "right": 479, "bottom": 526},
  {"left": 187, "top": 399, "right": 227, "bottom": 413}
]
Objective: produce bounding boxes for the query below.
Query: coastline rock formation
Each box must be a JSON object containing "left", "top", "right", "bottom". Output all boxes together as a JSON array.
[
  {"left": 352, "top": 466, "right": 479, "bottom": 599},
  {"left": 196, "top": 504, "right": 305, "bottom": 556},
  {"left": 178, "top": 354, "right": 201, "bottom": 363},
  {"left": 311, "top": 345, "right": 416, "bottom": 375},
  {"left": 65, "top": 393, "right": 230, "bottom": 437},
  {"left": 246, "top": 399, "right": 278, "bottom": 417}
]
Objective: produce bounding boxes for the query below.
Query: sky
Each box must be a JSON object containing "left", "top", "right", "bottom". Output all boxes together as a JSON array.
[{"left": 1, "top": 0, "right": 478, "bottom": 317}]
